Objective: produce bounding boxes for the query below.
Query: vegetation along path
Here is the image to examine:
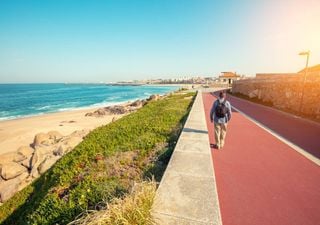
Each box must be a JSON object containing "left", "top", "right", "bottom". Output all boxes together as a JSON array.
[{"left": 0, "top": 92, "right": 195, "bottom": 225}]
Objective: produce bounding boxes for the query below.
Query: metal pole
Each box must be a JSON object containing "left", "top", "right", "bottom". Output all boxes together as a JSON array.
[{"left": 299, "top": 52, "right": 309, "bottom": 114}]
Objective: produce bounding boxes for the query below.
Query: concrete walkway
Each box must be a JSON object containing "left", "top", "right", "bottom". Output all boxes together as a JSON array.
[{"left": 152, "top": 91, "right": 222, "bottom": 225}]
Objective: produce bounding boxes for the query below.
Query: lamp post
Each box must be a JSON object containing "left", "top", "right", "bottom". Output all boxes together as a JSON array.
[{"left": 298, "top": 51, "right": 310, "bottom": 114}]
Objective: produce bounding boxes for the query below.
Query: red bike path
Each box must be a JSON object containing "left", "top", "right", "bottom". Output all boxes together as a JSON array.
[{"left": 202, "top": 92, "right": 320, "bottom": 225}]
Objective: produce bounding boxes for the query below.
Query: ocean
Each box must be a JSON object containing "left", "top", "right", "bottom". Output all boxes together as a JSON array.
[{"left": 0, "top": 83, "right": 179, "bottom": 121}]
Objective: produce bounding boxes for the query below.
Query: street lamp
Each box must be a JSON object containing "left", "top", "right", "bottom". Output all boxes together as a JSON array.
[{"left": 298, "top": 51, "right": 310, "bottom": 114}]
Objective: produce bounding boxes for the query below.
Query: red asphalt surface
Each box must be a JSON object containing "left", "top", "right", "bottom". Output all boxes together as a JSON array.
[{"left": 202, "top": 93, "right": 320, "bottom": 225}]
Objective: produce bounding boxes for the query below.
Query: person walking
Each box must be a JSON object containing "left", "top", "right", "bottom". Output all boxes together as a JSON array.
[{"left": 210, "top": 91, "right": 232, "bottom": 149}]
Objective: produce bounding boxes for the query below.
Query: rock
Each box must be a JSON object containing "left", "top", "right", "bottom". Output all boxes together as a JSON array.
[
  {"left": 105, "top": 105, "right": 127, "bottom": 114},
  {"left": 0, "top": 152, "right": 26, "bottom": 165},
  {"left": 17, "top": 173, "right": 32, "bottom": 192},
  {"left": 35, "top": 145, "right": 56, "bottom": 155},
  {"left": 130, "top": 100, "right": 143, "bottom": 107},
  {"left": 17, "top": 146, "right": 34, "bottom": 158},
  {"left": 85, "top": 112, "right": 94, "bottom": 117},
  {"left": 96, "top": 108, "right": 106, "bottom": 116},
  {"left": 141, "top": 99, "right": 148, "bottom": 106},
  {"left": 47, "top": 130, "right": 63, "bottom": 142},
  {"left": 64, "top": 136, "right": 83, "bottom": 148},
  {"left": 17, "top": 146, "right": 34, "bottom": 169},
  {"left": 53, "top": 144, "right": 70, "bottom": 156},
  {"left": 70, "top": 129, "right": 90, "bottom": 138},
  {"left": 21, "top": 158, "right": 32, "bottom": 169},
  {"left": 33, "top": 132, "right": 52, "bottom": 146},
  {"left": 0, "top": 172, "right": 28, "bottom": 202},
  {"left": 148, "top": 94, "right": 160, "bottom": 101},
  {"left": 38, "top": 156, "right": 59, "bottom": 174},
  {"left": 0, "top": 162, "right": 28, "bottom": 180},
  {"left": 30, "top": 149, "right": 40, "bottom": 169}
]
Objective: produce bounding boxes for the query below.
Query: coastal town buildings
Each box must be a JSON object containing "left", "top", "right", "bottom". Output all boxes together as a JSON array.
[{"left": 218, "top": 72, "right": 242, "bottom": 85}]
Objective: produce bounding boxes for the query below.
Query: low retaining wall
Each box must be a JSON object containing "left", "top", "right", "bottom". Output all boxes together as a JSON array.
[
  {"left": 231, "top": 75, "right": 320, "bottom": 119},
  {"left": 152, "top": 90, "right": 222, "bottom": 225}
]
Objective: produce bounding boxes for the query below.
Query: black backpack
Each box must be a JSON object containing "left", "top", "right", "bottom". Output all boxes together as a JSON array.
[{"left": 215, "top": 100, "right": 228, "bottom": 118}]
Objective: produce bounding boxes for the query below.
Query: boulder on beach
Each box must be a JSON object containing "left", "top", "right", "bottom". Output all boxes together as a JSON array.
[
  {"left": 0, "top": 162, "right": 28, "bottom": 180},
  {"left": 70, "top": 129, "right": 90, "bottom": 138},
  {"left": 0, "top": 172, "right": 29, "bottom": 203},
  {"left": 104, "top": 105, "right": 128, "bottom": 115},
  {"left": 0, "top": 152, "right": 26, "bottom": 165},
  {"left": 130, "top": 100, "right": 143, "bottom": 107},
  {"left": 17, "top": 146, "right": 35, "bottom": 169},
  {"left": 47, "top": 130, "right": 63, "bottom": 142},
  {"left": 38, "top": 156, "right": 59, "bottom": 174},
  {"left": 33, "top": 132, "right": 53, "bottom": 146},
  {"left": 147, "top": 94, "right": 160, "bottom": 101},
  {"left": 17, "top": 146, "right": 34, "bottom": 158},
  {"left": 20, "top": 158, "right": 32, "bottom": 169},
  {"left": 30, "top": 149, "right": 40, "bottom": 170},
  {"left": 35, "top": 145, "right": 56, "bottom": 156}
]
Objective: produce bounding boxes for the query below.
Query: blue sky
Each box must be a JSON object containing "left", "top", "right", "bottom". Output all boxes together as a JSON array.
[{"left": 0, "top": 0, "right": 319, "bottom": 83}]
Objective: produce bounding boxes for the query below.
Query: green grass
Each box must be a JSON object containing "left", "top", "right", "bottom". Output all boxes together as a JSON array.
[
  {"left": 69, "top": 181, "right": 157, "bottom": 225},
  {"left": 0, "top": 92, "right": 195, "bottom": 225}
]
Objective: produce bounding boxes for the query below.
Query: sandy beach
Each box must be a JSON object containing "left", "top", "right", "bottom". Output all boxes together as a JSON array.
[{"left": 0, "top": 106, "right": 122, "bottom": 155}]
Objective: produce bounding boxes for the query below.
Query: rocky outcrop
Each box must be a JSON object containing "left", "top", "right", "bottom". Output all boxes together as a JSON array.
[
  {"left": 85, "top": 96, "right": 160, "bottom": 118},
  {"left": 33, "top": 131, "right": 63, "bottom": 147},
  {"left": 0, "top": 129, "right": 88, "bottom": 203},
  {"left": 147, "top": 94, "right": 159, "bottom": 101}
]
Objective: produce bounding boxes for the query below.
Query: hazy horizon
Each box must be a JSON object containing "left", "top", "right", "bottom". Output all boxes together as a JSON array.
[{"left": 0, "top": 0, "right": 319, "bottom": 83}]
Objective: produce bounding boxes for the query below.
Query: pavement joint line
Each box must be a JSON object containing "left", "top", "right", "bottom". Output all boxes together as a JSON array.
[
  {"left": 164, "top": 170, "right": 215, "bottom": 179},
  {"left": 232, "top": 105, "right": 320, "bottom": 166},
  {"left": 174, "top": 149, "right": 211, "bottom": 155},
  {"left": 153, "top": 211, "right": 215, "bottom": 225}
]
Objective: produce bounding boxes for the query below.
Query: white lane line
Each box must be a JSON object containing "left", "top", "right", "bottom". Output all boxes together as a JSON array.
[{"left": 232, "top": 105, "right": 320, "bottom": 167}]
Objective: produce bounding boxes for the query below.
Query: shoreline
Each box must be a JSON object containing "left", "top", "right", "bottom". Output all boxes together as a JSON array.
[
  {"left": 0, "top": 85, "right": 183, "bottom": 123},
  {"left": 0, "top": 103, "right": 126, "bottom": 155}
]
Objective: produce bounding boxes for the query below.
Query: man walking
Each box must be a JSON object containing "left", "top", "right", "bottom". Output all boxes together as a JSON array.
[{"left": 210, "top": 91, "right": 232, "bottom": 149}]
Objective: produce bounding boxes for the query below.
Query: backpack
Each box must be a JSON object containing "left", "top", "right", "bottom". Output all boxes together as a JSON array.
[{"left": 215, "top": 100, "right": 228, "bottom": 118}]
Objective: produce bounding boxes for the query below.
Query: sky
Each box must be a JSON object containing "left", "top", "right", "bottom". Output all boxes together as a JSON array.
[{"left": 0, "top": 0, "right": 319, "bottom": 83}]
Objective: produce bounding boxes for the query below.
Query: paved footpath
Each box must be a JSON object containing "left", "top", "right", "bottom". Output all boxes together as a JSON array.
[
  {"left": 202, "top": 92, "right": 320, "bottom": 225},
  {"left": 152, "top": 91, "right": 222, "bottom": 225}
]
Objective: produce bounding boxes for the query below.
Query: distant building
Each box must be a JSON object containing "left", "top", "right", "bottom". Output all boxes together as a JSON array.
[{"left": 218, "top": 72, "right": 241, "bottom": 85}]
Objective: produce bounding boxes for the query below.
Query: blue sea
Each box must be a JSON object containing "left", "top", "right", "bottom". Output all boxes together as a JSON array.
[{"left": 0, "top": 84, "right": 179, "bottom": 121}]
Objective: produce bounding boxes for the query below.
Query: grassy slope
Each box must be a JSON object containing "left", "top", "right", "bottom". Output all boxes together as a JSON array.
[{"left": 0, "top": 92, "right": 195, "bottom": 225}]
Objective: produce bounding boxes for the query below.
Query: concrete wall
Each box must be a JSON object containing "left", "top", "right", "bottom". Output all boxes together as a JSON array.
[{"left": 231, "top": 74, "right": 320, "bottom": 119}]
